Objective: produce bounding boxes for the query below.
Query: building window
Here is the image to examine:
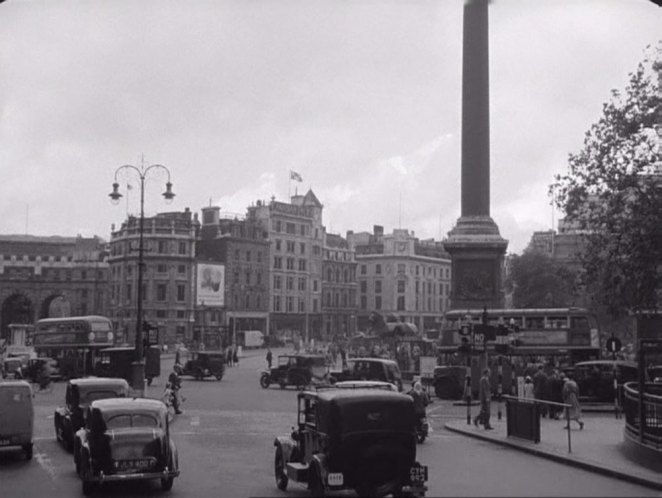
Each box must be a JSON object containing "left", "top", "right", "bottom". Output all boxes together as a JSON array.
[
  {"left": 360, "top": 281, "right": 367, "bottom": 293},
  {"left": 246, "top": 269, "right": 251, "bottom": 285},
  {"left": 313, "top": 299, "right": 318, "bottom": 312},
  {"left": 178, "top": 242, "right": 187, "bottom": 255},
  {"left": 286, "top": 223, "right": 296, "bottom": 234},
  {"left": 375, "top": 296, "right": 382, "bottom": 310},
  {"left": 298, "top": 259, "right": 306, "bottom": 271},
  {"left": 274, "top": 295, "right": 281, "bottom": 312},
  {"left": 375, "top": 280, "right": 382, "bottom": 293},
  {"left": 397, "top": 264, "right": 405, "bottom": 274},
  {"left": 274, "top": 220, "right": 282, "bottom": 232},
  {"left": 275, "top": 239, "right": 282, "bottom": 251},
  {"left": 286, "top": 241, "right": 295, "bottom": 253},
  {"left": 157, "top": 264, "right": 167, "bottom": 273},
  {"left": 286, "top": 258, "right": 295, "bottom": 270},
  {"left": 286, "top": 277, "right": 294, "bottom": 290},
  {"left": 257, "top": 251, "right": 262, "bottom": 262},
  {"left": 158, "top": 241, "right": 168, "bottom": 254},
  {"left": 156, "top": 309, "right": 167, "bottom": 318},
  {"left": 300, "top": 242, "right": 305, "bottom": 254},
  {"left": 286, "top": 296, "right": 294, "bottom": 312},
  {"left": 397, "top": 296, "right": 405, "bottom": 311},
  {"left": 313, "top": 245, "right": 321, "bottom": 256},
  {"left": 246, "top": 251, "right": 251, "bottom": 261},
  {"left": 313, "top": 280, "right": 319, "bottom": 292},
  {"left": 375, "top": 264, "right": 382, "bottom": 275},
  {"left": 274, "top": 275, "right": 281, "bottom": 290},
  {"left": 126, "top": 284, "right": 132, "bottom": 301},
  {"left": 274, "top": 256, "right": 282, "bottom": 269},
  {"left": 245, "top": 295, "right": 250, "bottom": 308},
  {"left": 298, "top": 298, "right": 305, "bottom": 312},
  {"left": 156, "top": 284, "right": 167, "bottom": 301},
  {"left": 233, "top": 270, "right": 240, "bottom": 284},
  {"left": 298, "top": 278, "right": 306, "bottom": 291},
  {"left": 256, "top": 271, "right": 262, "bottom": 285},
  {"left": 176, "top": 310, "right": 186, "bottom": 319},
  {"left": 300, "top": 225, "right": 306, "bottom": 236},
  {"left": 397, "top": 280, "right": 405, "bottom": 293},
  {"left": 235, "top": 249, "right": 240, "bottom": 260},
  {"left": 361, "top": 264, "right": 367, "bottom": 275},
  {"left": 361, "top": 296, "right": 367, "bottom": 309},
  {"left": 177, "top": 284, "right": 186, "bottom": 301},
  {"left": 178, "top": 265, "right": 186, "bottom": 275}
]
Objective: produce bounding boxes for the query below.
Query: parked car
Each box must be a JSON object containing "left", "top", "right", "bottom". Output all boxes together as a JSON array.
[
  {"left": 2, "top": 357, "right": 25, "bottom": 379},
  {"left": 26, "top": 357, "right": 61, "bottom": 382},
  {"left": 55, "top": 377, "right": 130, "bottom": 451},
  {"left": 273, "top": 388, "right": 428, "bottom": 497},
  {"left": 330, "top": 358, "right": 404, "bottom": 391},
  {"left": 573, "top": 360, "right": 645, "bottom": 403},
  {"left": 180, "top": 350, "right": 225, "bottom": 381},
  {"left": 94, "top": 346, "right": 161, "bottom": 386},
  {"left": 74, "top": 398, "right": 179, "bottom": 496},
  {"left": 260, "top": 353, "right": 329, "bottom": 389},
  {"left": 0, "top": 380, "right": 34, "bottom": 459}
]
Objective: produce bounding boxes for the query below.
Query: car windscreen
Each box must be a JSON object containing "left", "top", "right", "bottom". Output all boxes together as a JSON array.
[
  {"left": 105, "top": 413, "right": 160, "bottom": 429},
  {"left": 83, "top": 390, "right": 125, "bottom": 405}
]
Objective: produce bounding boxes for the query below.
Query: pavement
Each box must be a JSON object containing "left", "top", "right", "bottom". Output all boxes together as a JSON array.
[{"left": 445, "top": 410, "right": 662, "bottom": 491}]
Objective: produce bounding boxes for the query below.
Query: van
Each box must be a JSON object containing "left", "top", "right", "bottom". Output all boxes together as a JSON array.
[{"left": 0, "top": 380, "right": 34, "bottom": 459}]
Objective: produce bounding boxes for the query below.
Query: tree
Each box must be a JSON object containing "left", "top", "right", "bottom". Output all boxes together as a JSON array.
[
  {"left": 550, "top": 44, "right": 662, "bottom": 321},
  {"left": 506, "top": 251, "right": 577, "bottom": 308}
]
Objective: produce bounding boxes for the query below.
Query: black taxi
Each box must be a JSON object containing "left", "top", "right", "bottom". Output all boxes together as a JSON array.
[
  {"left": 54, "top": 377, "right": 130, "bottom": 451},
  {"left": 74, "top": 398, "right": 179, "bottom": 495},
  {"left": 273, "top": 386, "right": 428, "bottom": 497}
]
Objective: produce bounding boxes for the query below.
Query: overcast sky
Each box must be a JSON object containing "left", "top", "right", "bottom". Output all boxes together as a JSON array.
[{"left": 1, "top": 0, "right": 660, "bottom": 254}]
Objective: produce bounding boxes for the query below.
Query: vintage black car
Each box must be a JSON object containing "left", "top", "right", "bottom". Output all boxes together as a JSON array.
[
  {"left": 431, "top": 365, "right": 467, "bottom": 400},
  {"left": 260, "top": 353, "right": 329, "bottom": 389},
  {"left": 180, "top": 350, "right": 225, "bottom": 380},
  {"left": 330, "top": 358, "right": 404, "bottom": 391},
  {"left": 94, "top": 346, "right": 161, "bottom": 386},
  {"left": 55, "top": 377, "right": 130, "bottom": 451},
  {"left": 573, "top": 360, "right": 644, "bottom": 402},
  {"left": 273, "top": 387, "right": 427, "bottom": 497},
  {"left": 25, "top": 357, "right": 61, "bottom": 382},
  {"left": 74, "top": 398, "right": 179, "bottom": 496}
]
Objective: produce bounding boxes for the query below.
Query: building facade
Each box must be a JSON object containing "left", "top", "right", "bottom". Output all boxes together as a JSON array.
[
  {"left": 0, "top": 235, "right": 109, "bottom": 343},
  {"left": 196, "top": 206, "right": 270, "bottom": 348},
  {"left": 348, "top": 226, "right": 451, "bottom": 334},
  {"left": 108, "top": 209, "right": 198, "bottom": 346},
  {"left": 322, "top": 232, "right": 358, "bottom": 340},
  {"left": 247, "top": 191, "right": 324, "bottom": 342}
]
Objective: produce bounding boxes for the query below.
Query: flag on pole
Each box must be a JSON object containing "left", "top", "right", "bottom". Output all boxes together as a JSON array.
[{"left": 290, "top": 170, "right": 303, "bottom": 182}]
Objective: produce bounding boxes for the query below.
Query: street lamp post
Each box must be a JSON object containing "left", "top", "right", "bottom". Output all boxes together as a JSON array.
[{"left": 109, "top": 163, "right": 175, "bottom": 394}]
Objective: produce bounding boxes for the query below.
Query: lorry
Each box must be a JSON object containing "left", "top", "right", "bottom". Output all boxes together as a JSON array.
[{"left": 240, "top": 330, "right": 264, "bottom": 349}]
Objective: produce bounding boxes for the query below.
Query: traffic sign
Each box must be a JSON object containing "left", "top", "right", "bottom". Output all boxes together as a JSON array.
[
  {"left": 459, "top": 324, "right": 472, "bottom": 336},
  {"left": 606, "top": 337, "right": 622, "bottom": 353}
]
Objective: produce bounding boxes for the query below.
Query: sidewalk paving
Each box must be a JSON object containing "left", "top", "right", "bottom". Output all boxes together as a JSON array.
[{"left": 445, "top": 414, "right": 662, "bottom": 490}]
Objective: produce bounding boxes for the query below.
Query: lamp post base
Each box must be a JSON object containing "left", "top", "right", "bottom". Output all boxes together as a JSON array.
[{"left": 131, "top": 361, "right": 146, "bottom": 397}]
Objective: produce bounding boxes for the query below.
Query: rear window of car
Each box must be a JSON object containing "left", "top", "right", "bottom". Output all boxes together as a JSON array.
[
  {"left": 338, "top": 399, "right": 412, "bottom": 433},
  {"left": 84, "top": 390, "right": 124, "bottom": 404},
  {"left": 105, "top": 413, "right": 159, "bottom": 429}
]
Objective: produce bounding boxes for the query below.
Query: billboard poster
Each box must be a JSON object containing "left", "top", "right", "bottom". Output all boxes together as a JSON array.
[{"left": 196, "top": 263, "right": 225, "bottom": 306}]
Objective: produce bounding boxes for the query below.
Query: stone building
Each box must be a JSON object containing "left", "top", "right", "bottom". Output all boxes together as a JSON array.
[
  {"left": 107, "top": 209, "right": 198, "bottom": 346},
  {"left": 247, "top": 191, "right": 324, "bottom": 342},
  {"left": 348, "top": 226, "right": 451, "bottom": 335},
  {"left": 196, "top": 206, "right": 270, "bottom": 348},
  {"left": 322, "top": 232, "right": 357, "bottom": 340},
  {"left": 0, "top": 235, "right": 109, "bottom": 342}
]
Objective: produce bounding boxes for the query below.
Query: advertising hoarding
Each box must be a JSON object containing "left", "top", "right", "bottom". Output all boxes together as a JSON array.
[{"left": 196, "top": 263, "right": 225, "bottom": 306}]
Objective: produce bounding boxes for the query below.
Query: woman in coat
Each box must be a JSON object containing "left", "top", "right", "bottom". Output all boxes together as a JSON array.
[{"left": 562, "top": 375, "right": 584, "bottom": 430}]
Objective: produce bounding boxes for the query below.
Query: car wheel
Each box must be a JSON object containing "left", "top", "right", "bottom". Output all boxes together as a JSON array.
[
  {"left": 81, "top": 461, "right": 96, "bottom": 496},
  {"left": 215, "top": 372, "right": 223, "bottom": 381},
  {"left": 274, "top": 446, "right": 288, "bottom": 491},
  {"left": 279, "top": 380, "right": 286, "bottom": 389},
  {"left": 260, "top": 373, "right": 271, "bottom": 389},
  {"left": 23, "top": 443, "right": 33, "bottom": 460},
  {"left": 161, "top": 477, "right": 174, "bottom": 491}
]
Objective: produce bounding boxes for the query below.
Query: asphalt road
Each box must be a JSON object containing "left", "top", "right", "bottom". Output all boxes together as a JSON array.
[{"left": 1, "top": 349, "right": 658, "bottom": 498}]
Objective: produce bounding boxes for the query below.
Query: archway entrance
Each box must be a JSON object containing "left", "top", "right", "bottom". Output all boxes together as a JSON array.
[{"left": 1, "top": 293, "right": 34, "bottom": 342}]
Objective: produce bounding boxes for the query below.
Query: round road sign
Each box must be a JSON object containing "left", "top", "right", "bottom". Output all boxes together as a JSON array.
[{"left": 606, "top": 337, "right": 622, "bottom": 353}]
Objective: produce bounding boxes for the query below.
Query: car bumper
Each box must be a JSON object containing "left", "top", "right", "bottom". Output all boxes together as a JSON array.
[{"left": 89, "top": 468, "right": 180, "bottom": 483}]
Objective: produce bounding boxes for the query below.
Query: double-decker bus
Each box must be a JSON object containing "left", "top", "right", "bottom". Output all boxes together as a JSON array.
[
  {"left": 439, "top": 307, "right": 601, "bottom": 364},
  {"left": 32, "top": 316, "right": 115, "bottom": 379}
]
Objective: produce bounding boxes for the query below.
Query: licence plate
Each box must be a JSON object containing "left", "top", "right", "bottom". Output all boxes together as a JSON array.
[
  {"left": 114, "top": 458, "right": 154, "bottom": 471},
  {"left": 0, "top": 438, "right": 10, "bottom": 446},
  {"left": 327, "top": 472, "right": 344, "bottom": 486},
  {"left": 410, "top": 465, "right": 428, "bottom": 483}
]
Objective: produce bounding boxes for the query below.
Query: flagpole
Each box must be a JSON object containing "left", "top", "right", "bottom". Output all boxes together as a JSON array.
[{"left": 288, "top": 171, "right": 291, "bottom": 200}]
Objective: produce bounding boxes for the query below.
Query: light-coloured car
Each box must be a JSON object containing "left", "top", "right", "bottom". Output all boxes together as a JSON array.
[{"left": 332, "top": 380, "right": 398, "bottom": 391}]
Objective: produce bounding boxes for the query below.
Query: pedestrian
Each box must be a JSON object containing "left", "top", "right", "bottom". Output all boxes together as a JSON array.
[
  {"left": 562, "top": 374, "right": 584, "bottom": 430},
  {"left": 533, "top": 365, "right": 549, "bottom": 417},
  {"left": 167, "top": 365, "right": 184, "bottom": 414},
  {"left": 226, "top": 346, "right": 233, "bottom": 367},
  {"left": 474, "top": 368, "right": 494, "bottom": 430},
  {"left": 523, "top": 376, "right": 535, "bottom": 400},
  {"left": 266, "top": 348, "right": 273, "bottom": 369},
  {"left": 233, "top": 345, "right": 239, "bottom": 365},
  {"left": 548, "top": 369, "right": 564, "bottom": 419}
]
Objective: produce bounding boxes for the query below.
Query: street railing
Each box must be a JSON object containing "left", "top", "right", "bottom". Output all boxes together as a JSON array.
[
  {"left": 502, "top": 396, "right": 573, "bottom": 452},
  {"left": 623, "top": 381, "right": 662, "bottom": 451}
]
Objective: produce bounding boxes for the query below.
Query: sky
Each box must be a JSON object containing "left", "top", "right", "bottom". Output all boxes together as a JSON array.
[{"left": 1, "top": 0, "right": 660, "bottom": 254}]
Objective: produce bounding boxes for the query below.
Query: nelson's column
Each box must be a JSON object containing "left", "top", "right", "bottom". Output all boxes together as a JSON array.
[{"left": 444, "top": 0, "right": 508, "bottom": 310}]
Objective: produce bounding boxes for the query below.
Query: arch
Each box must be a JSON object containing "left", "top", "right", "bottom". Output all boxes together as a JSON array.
[
  {"left": 39, "top": 293, "right": 71, "bottom": 319},
  {"left": 1, "top": 292, "right": 35, "bottom": 342}
]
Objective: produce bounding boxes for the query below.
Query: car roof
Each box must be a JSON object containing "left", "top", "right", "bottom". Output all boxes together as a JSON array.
[
  {"left": 190, "top": 350, "right": 225, "bottom": 355},
  {"left": 70, "top": 377, "right": 130, "bottom": 388},
  {"left": 0, "top": 380, "right": 32, "bottom": 389},
  {"left": 574, "top": 360, "right": 638, "bottom": 368},
  {"left": 347, "top": 357, "right": 398, "bottom": 365},
  {"left": 279, "top": 353, "right": 327, "bottom": 359},
  {"left": 91, "top": 397, "right": 165, "bottom": 413},
  {"left": 332, "top": 381, "right": 397, "bottom": 390},
  {"left": 308, "top": 388, "right": 410, "bottom": 404}
]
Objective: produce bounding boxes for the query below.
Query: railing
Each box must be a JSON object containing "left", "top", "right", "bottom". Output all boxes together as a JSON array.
[
  {"left": 622, "top": 381, "right": 662, "bottom": 451},
  {"left": 502, "top": 396, "right": 573, "bottom": 452}
]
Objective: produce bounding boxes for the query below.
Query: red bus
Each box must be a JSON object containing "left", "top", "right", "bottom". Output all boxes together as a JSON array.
[{"left": 32, "top": 316, "right": 115, "bottom": 379}]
